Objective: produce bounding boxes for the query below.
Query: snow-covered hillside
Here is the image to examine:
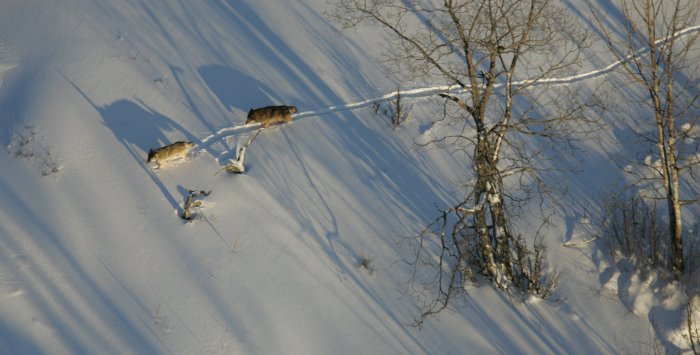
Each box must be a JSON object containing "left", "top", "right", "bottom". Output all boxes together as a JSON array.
[{"left": 0, "top": 1, "right": 697, "bottom": 354}]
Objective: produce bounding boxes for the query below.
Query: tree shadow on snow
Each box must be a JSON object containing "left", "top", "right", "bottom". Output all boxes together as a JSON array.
[
  {"left": 0, "top": 316, "right": 43, "bottom": 354},
  {"left": 65, "top": 78, "right": 209, "bottom": 213},
  {"left": 0, "top": 174, "right": 164, "bottom": 354},
  {"left": 199, "top": 65, "right": 283, "bottom": 120}
]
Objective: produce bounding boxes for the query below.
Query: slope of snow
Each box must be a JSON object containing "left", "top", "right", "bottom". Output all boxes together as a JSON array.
[{"left": 0, "top": 1, "right": 697, "bottom": 354}]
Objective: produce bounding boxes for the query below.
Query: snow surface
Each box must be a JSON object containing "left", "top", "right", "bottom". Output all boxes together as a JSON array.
[{"left": 0, "top": 0, "right": 698, "bottom": 354}]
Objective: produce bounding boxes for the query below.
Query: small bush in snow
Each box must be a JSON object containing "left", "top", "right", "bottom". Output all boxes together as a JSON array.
[
  {"left": 600, "top": 194, "right": 673, "bottom": 276},
  {"left": 7, "top": 124, "right": 37, "bottom": 159},
  {"left": 356, "top": 250, "right": 375, "bottom": 274},
  {"left": 7, "top": 125, "right": 62, "bottom": 177},
  {"left": 371, "top": 89, "right": 411, "bottom": 129},
  {"left": 38, "top": 149, "right": 61, "bottom": 176}
]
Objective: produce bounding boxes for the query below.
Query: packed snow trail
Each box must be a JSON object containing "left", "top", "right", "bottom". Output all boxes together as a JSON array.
[{"left": 199, "top": 24, "right": 700, "bottom": 163}]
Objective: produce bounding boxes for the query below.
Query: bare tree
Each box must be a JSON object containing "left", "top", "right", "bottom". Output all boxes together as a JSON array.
[
  {"left": 331, "top": 0, "right": 590, "bottom": 322},
  {"left": 371, "top": 88, "right": 412, "bottom": 128},
  {"left": 590, "top": 0, "right": 700, "bottom": 279}
]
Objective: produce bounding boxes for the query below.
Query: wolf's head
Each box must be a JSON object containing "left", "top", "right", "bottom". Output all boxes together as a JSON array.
[
  {"left": 147, "top": 149, "right": 156, "bottom": 162},
  {"left": 246, "top": 109, "right": 257, "bottom": 124},
  {"left": 289, "top": 106, "right": 298, "bottom": 114}
]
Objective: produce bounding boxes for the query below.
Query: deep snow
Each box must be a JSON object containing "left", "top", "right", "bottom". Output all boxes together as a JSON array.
[{"left": 0, "top": 0, "right": 698, "bottom": 354}]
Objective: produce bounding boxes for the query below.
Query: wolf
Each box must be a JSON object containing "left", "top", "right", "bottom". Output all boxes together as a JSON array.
[
  {"left": 245, "top": 105, "right": 298, "bottom": 128},
  {"left": 146, "top": 141, "right": 194, "bottom": 168}
]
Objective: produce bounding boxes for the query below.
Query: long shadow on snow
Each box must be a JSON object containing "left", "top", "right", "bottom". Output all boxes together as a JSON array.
[
  {"left": 0, "top": 176, "right": 163, "bottom": 354},
  {"left": 519, "top": 292, "right": 618, "bottom": 354},
  {"left": 64, "top": 77, "right": 208, "bottom": 212},
  {"left": 247, "top": 106, "right": 462, "bottom": 351},
  {"left": 294, "top": 2, "right": 387, "bottom": 98},
  {"left": 199, "top": 65, "right": 283, "bottom": 119},
  {"left": 97, "top": 99, "right": 188, "bottom": 212},
  {"left": 560, "top": 0, "right": 626, "bottom": 47},
  {"left": 73, "top": 91, "right": 220, "bottom": 214},
  {"left": 64, "top": 80, "right": 256, "bottom": 352},
  {"left": 208, "top": 1, "right": 374, "bottom": 111},
  {"left": 251, "top": 126, "right": 436, "bottom": 354},
  {"left": 0, "top": 316, "right": 42, "bottom": 354}
]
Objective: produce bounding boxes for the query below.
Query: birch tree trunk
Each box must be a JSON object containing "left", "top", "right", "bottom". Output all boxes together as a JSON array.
[
  {"left": 591, "top": 0, "right": 700, "bottom": 278},
  {"left": 332, "top": 0, "right": 588, "bottom": 322}
]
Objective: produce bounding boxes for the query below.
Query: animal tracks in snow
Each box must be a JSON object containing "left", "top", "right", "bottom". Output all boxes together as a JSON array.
[{"left": 197, "top": 25, "right": 700, "bottom": 164}]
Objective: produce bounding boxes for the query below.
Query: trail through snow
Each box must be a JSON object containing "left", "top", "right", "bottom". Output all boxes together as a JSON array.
[{"left": 199, "top": 24, "right": 700, "bottom": 163}]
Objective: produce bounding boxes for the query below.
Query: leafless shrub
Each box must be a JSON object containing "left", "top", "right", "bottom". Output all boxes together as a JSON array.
[
  {"left": 356, "top": 250, "right": 375, "bottom": 275},
  {"left": 7, "top": 125, "right": 37, "bottom": 159},
  {"left": 7, "top": 125, "right": 62, "bottom": 177},
  {"left": 38, "top": 148, "right": 61, "bottom": 176},
  {"left": 600, "top": 193, "right": 674, "bottom": 276},
  {"left": 371, "top": 89, "right": 412, "bottom": 129},
  {"left": 513, "top": 235, "right": 560, "bottom": 299}
]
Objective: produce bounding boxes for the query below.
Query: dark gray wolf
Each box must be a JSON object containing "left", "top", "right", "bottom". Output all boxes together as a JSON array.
[{"left": 246, "top": 105, "right": 298, "bottom": 128}]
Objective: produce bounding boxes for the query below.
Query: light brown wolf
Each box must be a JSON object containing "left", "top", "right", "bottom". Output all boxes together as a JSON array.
[
  {"left": 245, "top": 105, "right": 298, "bottom": 128},
  {"left": 147, "top": 141, "right": 194, "bottom": 168}
]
